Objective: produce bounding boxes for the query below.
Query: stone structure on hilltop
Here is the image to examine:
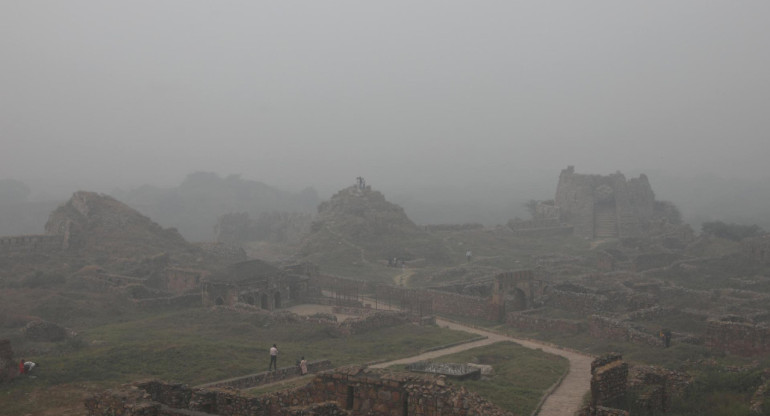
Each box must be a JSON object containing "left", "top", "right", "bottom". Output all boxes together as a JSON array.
[
  {"left": 201, "top": 259, "right": 315, "bottom": 309},
  {"left": 554, "top": 166, "right": 656, "bottom": 239}
]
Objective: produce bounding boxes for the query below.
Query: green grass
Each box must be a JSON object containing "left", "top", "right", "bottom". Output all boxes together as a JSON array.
[
  {"left": 0, "top": 308, "right": 477, "bottom": 416},
  {"left": 392, "top": 341, "right": 568, "bottom": 416}
]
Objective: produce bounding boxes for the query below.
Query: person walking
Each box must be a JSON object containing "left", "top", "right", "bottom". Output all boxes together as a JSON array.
[{"left": 269, "top": 344, "right": 278, "bottom": 371}]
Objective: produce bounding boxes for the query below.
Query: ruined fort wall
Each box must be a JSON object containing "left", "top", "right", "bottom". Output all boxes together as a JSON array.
[
  {"left": 372, "top": 284, "right": 499, "bottom": 321},
  {"left": 706, "top": 320, "right": 770, "bottom": 356},
  {"left": 589, "top": 315, "right": 663, "bottom": 347},
  {"left": 555, "top": 166, "right": 598, "bottom": 238},
  {"left": 165, "top": 268, "right": 207, "bottom": 294},
  {"left": 506, "top": 311, "right": 585, "bottom": 334},
  {"left": 554, "top": 167, "right": 655, "bottom": 239},
  {"left": 590, "top": 354, "right": 628, "bottom": 409},
  {"left": 86, "top": 369, "right": 513, "bottom": 416}
]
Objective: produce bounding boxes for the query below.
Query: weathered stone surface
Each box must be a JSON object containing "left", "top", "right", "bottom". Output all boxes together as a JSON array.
[
  {"left": 22, "top": 320, "right": 70, "bottom": 342},
  {"left": 85, "top": 367, "right": 514, "bottom": 416}
]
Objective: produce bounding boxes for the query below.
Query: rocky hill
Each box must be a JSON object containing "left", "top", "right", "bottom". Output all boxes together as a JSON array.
[
  {"left": 44, "top": 191, "right": 202, "bottom": 264},
  {"left": 113, "top": 172, "right": 320, "bottom": 241},
  {"left": 299, "top": 186, "right": 450, "bottom": 272}
]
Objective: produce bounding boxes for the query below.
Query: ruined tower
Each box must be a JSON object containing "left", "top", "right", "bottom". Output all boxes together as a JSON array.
[{"left": 554, "top": 166, "right": 655, "bottom": 239}]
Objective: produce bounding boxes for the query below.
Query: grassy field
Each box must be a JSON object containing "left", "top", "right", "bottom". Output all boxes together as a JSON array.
[
  {"left": 390, "top": 341, "right": 568, "bottom": 416},
  {"left": 0, "top": 307, "right": 477, "bottom": 416}
]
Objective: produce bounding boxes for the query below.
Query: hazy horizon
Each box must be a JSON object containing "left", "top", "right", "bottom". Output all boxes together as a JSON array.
[{"left": 3, "top": 2, "right": 770, "bottom": 214}]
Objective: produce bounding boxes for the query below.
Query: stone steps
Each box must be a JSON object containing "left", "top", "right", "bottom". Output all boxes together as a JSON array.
[{"left": 594, "top": 207, "right": 618, "bottom": 238}]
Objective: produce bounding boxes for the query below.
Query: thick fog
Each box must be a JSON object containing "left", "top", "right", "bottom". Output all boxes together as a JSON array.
[{"left": 2, "top": 2, "right": 770, "bottom": 230}]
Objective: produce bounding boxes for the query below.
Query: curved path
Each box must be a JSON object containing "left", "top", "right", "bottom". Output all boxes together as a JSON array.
[
  {"left": 287, "top": 304, "right": 591, "bottom": 415},
  {"left": 370, "top": 318, "right": 591, "bottom": 416}
]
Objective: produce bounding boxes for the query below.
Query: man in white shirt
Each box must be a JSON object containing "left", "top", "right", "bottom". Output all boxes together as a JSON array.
[{"left": 269, "top": 344, "right": 278, "bottom": 371}]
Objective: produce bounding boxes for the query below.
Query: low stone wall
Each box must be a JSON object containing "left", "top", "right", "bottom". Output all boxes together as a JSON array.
[
  {"left": 588, "top": 315, "right": 662, "bottom": 347},
  {"left": 331, "top": 306, "right": 374, "bottom": 317},
  {"left": 197, "top": 360, "right": 333, "bottom": 390},
  {"left": 505, "top": 311, "right": 585, "bottom": 334},
  {"left": 372, "top": 284, "right": 499, "bottom": 321},
  {"left": 85, "top": 367, "right": 514, "bottom": 416},
  {"left": 546, "top": 289, "right": 610, "bottom": 315},
  {"left": 706, "top": 319, "right": 770, "bottom": 356},
  {"left": 133, "top": 294, "right": 202, "bottom": 309},
  {"left": 337, "top": 311, "right": 411, "bottom": 335}
]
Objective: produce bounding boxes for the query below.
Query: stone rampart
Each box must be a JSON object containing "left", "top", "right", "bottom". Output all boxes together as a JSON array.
[
  {"left": 706, "top": 319, "right": 770, "bottom": 356},
  {"left": 85, "top": 367, "right": 513, "bottom": 416},
  {"left": 545, "top": 289, "right": 609, "bottom": 315},
  {"left": 134, "top": 294, "right": 202, "bottom": 309},
  {"left": 165, "top": 268, "right": 208, "bottom": 294},
  {"left": 0, "top": 234, "right": 64, "bottom": 254},
  {"left": 372, "top": 284, "right": 498, "bottom": 321},
  {"left": 337, "top": 311, "right": 411, "bottom": 335},
  {"left": 589, "top": 315, "right": 663, "bottom": 347},
  {"left": 505, "top": 311, "right": 585, "bottom": 334}
]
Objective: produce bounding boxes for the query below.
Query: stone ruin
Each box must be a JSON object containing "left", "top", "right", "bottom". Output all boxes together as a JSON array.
[
  {"left": 85, "top": 367, "right": 513, "bottom": 416},
  {"left": 554, "top": 166, "right": 656, "bottom": 239},
  {"left": 201, "top": 259, "right": 313, "bottom": 310},
  {"left": 0, "top": 340, "right": 14, "bottom": 383},
  {"left": 406, "top": 361, "right": 481, "bottom": 381}
]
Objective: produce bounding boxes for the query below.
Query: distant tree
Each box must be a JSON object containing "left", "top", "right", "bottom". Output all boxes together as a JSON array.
[
  {"left": 0, "top": 179, "right": 31, "bottom": 204},
  {"left": 701, "top": 221, "right": 764, "bottom": 241}
]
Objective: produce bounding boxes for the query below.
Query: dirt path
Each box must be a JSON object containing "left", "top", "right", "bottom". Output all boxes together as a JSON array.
[{"left": 286, "top": 304, "right": 591, "bottom": 415}]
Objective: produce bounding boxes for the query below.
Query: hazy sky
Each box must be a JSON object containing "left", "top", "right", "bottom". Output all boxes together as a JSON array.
[{"left": 3, "top": 1, "right": 770, "bottom": 199}]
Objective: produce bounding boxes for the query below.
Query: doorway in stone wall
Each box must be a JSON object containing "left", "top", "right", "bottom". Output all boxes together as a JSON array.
[
  {"left": 260, "top": 293, "right": 269, "bottom": 309},
  {"left": 274, "top": 292, "right": 282, "bottom": 308}
]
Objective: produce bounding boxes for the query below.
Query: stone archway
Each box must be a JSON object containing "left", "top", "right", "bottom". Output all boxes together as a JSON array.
[
  {"left": 260, "top": 293, "right": 269, "bottom": 310},
  {"left": 505, "top": 288, "right": 528, "bottom": 312},
  {"left": 274, "top": 292, "right": 282, "bottom": 309}
]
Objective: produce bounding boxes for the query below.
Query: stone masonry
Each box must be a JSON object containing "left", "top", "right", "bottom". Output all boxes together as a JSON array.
[
  {"left": 85, "top": 367, "right": 514, "bottom": 416},
  {"left": 554, "top": 166, "right": 655, "bottom": 239}
]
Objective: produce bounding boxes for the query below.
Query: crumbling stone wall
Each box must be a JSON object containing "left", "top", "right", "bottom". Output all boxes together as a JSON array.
[
  {"left": 706, "top": 319, "right": 770, "bottom": 356},
  {"left": 627, "top": 365, "right": 691, "bottom": 414},
  {"left": 0, "top": 340, "right": 14, "bottom": 383},
  {"left": 165, "top": 268, "right": 208, "bottom": 294},
  {"left": 590, "top": 354, "right": 628, "bottom": 409},
  {"left": 134, "top": 294, "right": 203, "bottom": 309},
  {"left": 545, "top": 289, "right": 610, "bottom": 315},
  {"left": 336, "top": 312, "right": 411, "bottom": 335},
  {"left": 554, "top": 166, "right": 655, "bottom": 239},
  {"left": 85, "top": 367, "right": 513, "bottom": 416},
  {"left": 372, "top": 284, "right": 497, "bottom": 321},
  {"left": 588, "top": 315, "right": 662, "bottom": 347},
  {"left": 506, "top": 311, "right": 585, "bottom": 334}
]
